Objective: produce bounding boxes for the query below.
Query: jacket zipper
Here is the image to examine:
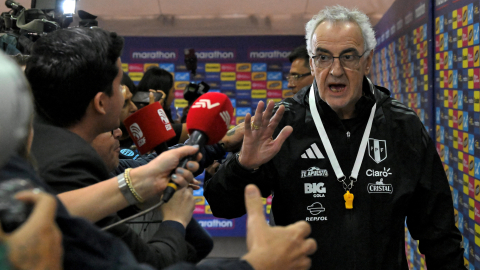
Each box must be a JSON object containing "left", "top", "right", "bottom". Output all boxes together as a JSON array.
[{"left": 346, "top": 131, "right": 351, "bottom": 143}]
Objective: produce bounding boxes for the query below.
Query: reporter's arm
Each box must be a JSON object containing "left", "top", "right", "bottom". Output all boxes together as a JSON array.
[{"left": 58, "top": 146, "right": 200, "bottom": 222}]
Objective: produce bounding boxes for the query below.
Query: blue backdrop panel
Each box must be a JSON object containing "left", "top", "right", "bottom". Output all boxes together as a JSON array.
[
  {"left": 122, "top": 35, "right": 304, "bottom": 237},
  {"left": 372, "top": 0, "right": 434, "bottom": 269},
  {"left": 433, "top": 0, "right": 480, "bottom": 269}
]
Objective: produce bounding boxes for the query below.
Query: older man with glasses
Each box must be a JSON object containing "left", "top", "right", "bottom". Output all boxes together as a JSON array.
[{"left": 205, "top": 5, "right": 464, "bottom": 269}]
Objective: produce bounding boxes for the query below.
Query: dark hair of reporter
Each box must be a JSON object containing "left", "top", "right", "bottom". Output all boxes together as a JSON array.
[
  {"left": 25, "top": 27, "right": 124, "bottom": 128},
  {"left": 136, "top": 66, "right": 174, "bottom": 121},
  {"left": 121, "top": 71, "right": 137, "bottom": 95},
  {"left": 287, "top": 45, "right": 310, "bottom": 68}
]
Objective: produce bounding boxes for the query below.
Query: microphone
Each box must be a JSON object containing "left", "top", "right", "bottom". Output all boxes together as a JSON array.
[
  {"left": 123, "top": 102, "right": 176, "bottom": 155},
  {"left": 162, "top": 92, "right": 233, "bottom": 202}
]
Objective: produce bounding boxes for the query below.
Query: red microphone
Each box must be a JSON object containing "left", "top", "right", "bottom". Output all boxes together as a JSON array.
[
  {"left": 123, "top": 102, "right": 176, "bottom": 155},
  {"left": 162, "top": 92, "right": 234, "bottom": 202}
]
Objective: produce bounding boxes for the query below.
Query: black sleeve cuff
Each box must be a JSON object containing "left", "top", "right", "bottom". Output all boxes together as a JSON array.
[{"left": 160, "top": 220, "right": 186, "bottom": 237}]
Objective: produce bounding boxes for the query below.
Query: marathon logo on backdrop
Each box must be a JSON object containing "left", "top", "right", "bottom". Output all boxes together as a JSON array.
[
  {"left": 197, "top": 219, "right": 234, "bottom": 229},
  {"left": 248, "top": 49, "right": 291, "bottom": 60},
  {"left": 131, "top": 49, "right": 178, "bottom": 61},
  {"left": 194, "top": 50, "right": 236, "bottom": 61}
]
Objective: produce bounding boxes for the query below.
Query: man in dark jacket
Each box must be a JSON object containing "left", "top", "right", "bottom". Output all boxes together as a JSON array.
[
  {"left": 204, "top": 6, "right": 465, "bottom": 270},
  {"left": 27, "top": 27, "right": 201, "bottom": 269}
]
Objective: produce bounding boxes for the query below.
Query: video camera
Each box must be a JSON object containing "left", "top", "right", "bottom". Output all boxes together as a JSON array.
[
  {"left": 0, "top": 0, "right": 98, "bottom": 54},
  {"left": 183, "top": 48, "right": 210, "bottom": 102},
  {"left": 0, "top": 179, "right": 36, "bottom": 233}
]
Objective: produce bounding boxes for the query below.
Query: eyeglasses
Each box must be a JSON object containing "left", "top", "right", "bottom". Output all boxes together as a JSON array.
[
  {"left": 311, "top": 50, "right": 367, "bottom": 70},
  {"left": 285, "top": 72, "right": 312, "bottom": 82}
]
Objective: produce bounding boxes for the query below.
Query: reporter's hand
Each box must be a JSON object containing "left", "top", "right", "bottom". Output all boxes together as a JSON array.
[
  {"left": 161, "top": 187, "right": 195, "bottom": 228},
  {"left": 241, "top": 185, "right": 316, "bottom": 270},
  {"left": 129, "top": 146, "right": 202, "bottom": 200},
  {"left": 239, "top": 101, "right": 293, "bottom": 169},
  {"left": 0, "top": 190, "right": 63, "bottom": 270},
  {"left": 149, "top": 89, "right": 166, "bottom": 106}
]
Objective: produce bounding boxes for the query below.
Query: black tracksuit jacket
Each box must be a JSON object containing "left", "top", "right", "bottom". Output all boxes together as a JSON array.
[{"left": 204, "top": 77, "right": 465, "bottom": 270}]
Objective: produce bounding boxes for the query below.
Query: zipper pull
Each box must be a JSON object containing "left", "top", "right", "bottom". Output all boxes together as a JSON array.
[{"left": 346, "top": 131, "right": 351, "bottom": 143}]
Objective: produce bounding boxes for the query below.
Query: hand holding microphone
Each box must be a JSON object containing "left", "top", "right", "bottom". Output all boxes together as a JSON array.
[
  {"left": 123, "top": 92, "right": 233, "bottom": 202},
  {"left": 162, "top": 92, "right": 233, "bottom": 202}
]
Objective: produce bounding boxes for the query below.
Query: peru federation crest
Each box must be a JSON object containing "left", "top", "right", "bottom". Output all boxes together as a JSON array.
[{"left": 368, "top": 138, "right": 387, "bottom": 164}]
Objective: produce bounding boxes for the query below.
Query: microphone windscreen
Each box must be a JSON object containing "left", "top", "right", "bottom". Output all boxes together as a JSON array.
[
  {"left": 123, "top": 102, "right": 176, "bottom": 154},
  {"left": 186, "top": 92, "right": 233, "bottom": 145}
]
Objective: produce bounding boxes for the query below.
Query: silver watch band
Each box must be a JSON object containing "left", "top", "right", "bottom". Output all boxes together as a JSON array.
[{"left": 117, "top": 173, "right": 138, "bottom": 205}]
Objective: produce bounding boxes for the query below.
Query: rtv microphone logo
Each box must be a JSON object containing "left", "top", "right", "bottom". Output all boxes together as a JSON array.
[
  {"left": 220, "top": 111, "right": 230, "bottom": 128},
  {"left": 192, "top": 99, "right": 220, "bottom": 109},
  {"left": 157, "top": 109, "right": 173, "bottom": 131},
  {"left": 130, "top": 123, "right": 146, "bottom": 146}
]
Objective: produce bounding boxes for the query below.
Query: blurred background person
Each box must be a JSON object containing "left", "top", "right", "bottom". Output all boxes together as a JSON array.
[
  {"left": 135, "top": 67, "right": 188, "bottom": 146},
  {"left": 286, "top": 45, "right": 313, "bottom": 95}
]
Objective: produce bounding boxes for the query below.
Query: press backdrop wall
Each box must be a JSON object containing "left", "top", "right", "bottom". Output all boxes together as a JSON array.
[
  {"left": 372, "top": 0, "right": 480, "bottom": 269},
  {"left": 121, "top": 35, "right": 305, "bottom": 237}
]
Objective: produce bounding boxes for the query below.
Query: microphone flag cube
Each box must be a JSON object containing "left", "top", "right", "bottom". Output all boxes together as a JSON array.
[
  {"left": 186, "top": 92, "right": 234, "bottom": 145},
  {"left": 123, "top": 102, "right": 176, "bottom": 154}
]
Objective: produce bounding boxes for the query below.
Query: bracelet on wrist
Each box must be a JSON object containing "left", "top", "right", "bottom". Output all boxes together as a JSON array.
[
  {"left": 117, "top": 172, "right": 138, "bottom": 205},
  {"left": 124, "top": 168, "right": 145, "bottom": 203}
]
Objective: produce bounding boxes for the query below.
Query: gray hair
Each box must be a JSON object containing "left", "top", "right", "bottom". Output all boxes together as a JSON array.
[{"left": 305, "top": 6, "right": 377, "bottom": 57}]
